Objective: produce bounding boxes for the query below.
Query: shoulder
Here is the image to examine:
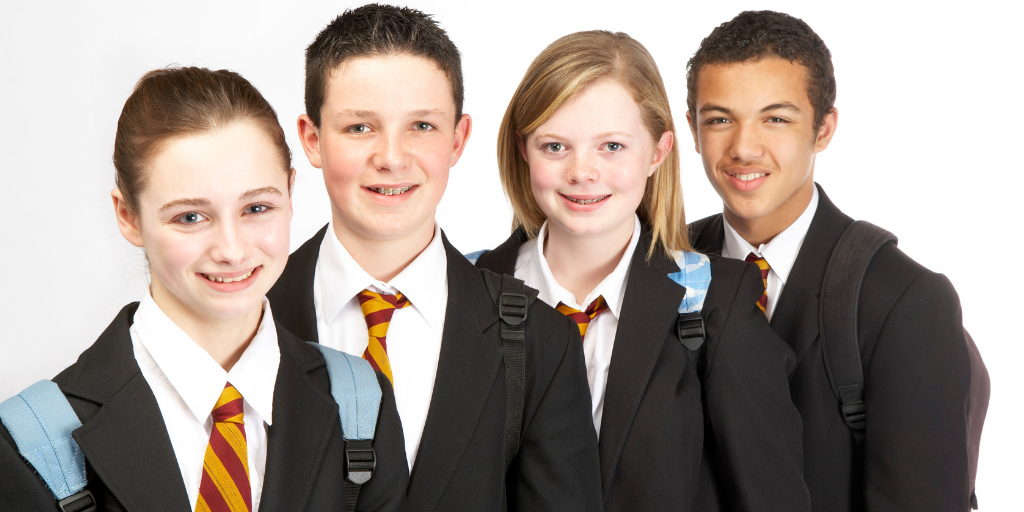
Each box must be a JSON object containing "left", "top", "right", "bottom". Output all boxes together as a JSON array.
[
  {"left": 269, "top": 224, "right": 327, "bottom": 298},
  {"left": 474, "top": 228, "right": 529, "bottom": 276}
]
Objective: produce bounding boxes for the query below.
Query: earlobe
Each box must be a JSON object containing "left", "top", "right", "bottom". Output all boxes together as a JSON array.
[
  {"left": 814, "top": 107, "right": 839, "bottom": 152},
  {"left": 515, "top": 132, "right": 528, "bottom": 163},
  {"left": 650, "top": 131, "right": 675, "bottom": 176},
  {"left": 111, "top": 188, "right": 144, "bottom": 248},
  {"left": 685, "top": 111, "right": 701, "bottom": 154},
  {"left": 296, "top": 115, "right": 323, "bottom": 169},
  {"left": 449, "top": 113, "right": 473, "bottom": 167}
]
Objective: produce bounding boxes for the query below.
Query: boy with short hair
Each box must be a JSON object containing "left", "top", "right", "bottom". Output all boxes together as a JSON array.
[
  {"left": 685, "top": 10, "right": 977, "bottom": 511},
  {"left": 267, "top": 5, "right": 601, "bottom": 511}
]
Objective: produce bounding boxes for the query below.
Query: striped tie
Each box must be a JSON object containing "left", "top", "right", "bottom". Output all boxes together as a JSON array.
[
  {"left": 745, "top": 253, "right": 770, "bottom": 314},
  {"left": 357, "top": 289, "right": 411, "bottom": 387},
  {"left": 196, "top": 383, "right": 251, "bottom": 512},
  {"left": 556, "top": 296, "right": 609, "bottom": 341}
]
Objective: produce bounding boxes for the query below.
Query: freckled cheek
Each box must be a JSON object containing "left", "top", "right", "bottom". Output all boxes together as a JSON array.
[{"left": 145, "top": 232, "right": 208, "bottom": 288}]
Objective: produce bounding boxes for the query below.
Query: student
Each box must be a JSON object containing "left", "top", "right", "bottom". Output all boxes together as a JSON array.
[
  {"left": 266, "top": 5, "right": 601, "bottom": 511},
  {"left": 685, "top": 11, "right": 976, "bottom": 511},
  {"left": 0, "top": 67, "right": 408, "bottom": 511},
  {"left": 473, "top": 31, "right": 810, "bottom": 511}
]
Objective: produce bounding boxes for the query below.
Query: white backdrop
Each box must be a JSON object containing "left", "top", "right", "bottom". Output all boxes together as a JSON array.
[{"left": 1, "top": 0, "right": 1020, "bottom": 507}]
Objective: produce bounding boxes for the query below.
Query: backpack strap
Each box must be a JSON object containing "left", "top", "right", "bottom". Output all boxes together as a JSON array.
[
  {"left": 0, "top": 380, "right": 97, "bottom": 512},
  {"left": 480, "top": 269, "right": 537, "bottom": 470},
  {"left": 308, "top": 343, "right": 383, "bottom": 512},
  {"left": 819, "top": 220, "right": 897, "bottom": 449},
  {"left": 667, "top": 251, "right": 712, "bottom": 377}
]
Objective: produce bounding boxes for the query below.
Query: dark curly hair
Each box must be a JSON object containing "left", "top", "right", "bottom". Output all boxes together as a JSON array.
[
  {"left": 304, "top": 4, "right": 463, "bottom": 128},
  {"left": 686, "top": 10, "right": 835, "bottom": 132}
]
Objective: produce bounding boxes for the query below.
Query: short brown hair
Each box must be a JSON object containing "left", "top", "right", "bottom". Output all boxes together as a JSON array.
[
  {"left": 498, "top": 30, "right": 689, "bottom": 259},
  {"left": 113, "top": 66, "right": 291, "bottom": 213},
  {"left": 304, "top": 4, "right": 463, "bottom": 127},
  {"left": 686, "top": 10, "right": 836, "bottom": 132}
]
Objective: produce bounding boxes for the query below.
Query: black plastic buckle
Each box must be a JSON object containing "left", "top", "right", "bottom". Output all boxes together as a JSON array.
[
  {"left": 345, "top": 440, "right": 376, "bottom": 485},
  {"left": 676, "top": 312, "right": 705, "bottom": 351},
  {"left": 841, "top": 401, "right": 866, "bottom": 430},
  {"left": 58, "top": 489, "right": 96, "bottom": 512},
  {"left": 499, "top": 292, "right": 528, "bottom": 326}
]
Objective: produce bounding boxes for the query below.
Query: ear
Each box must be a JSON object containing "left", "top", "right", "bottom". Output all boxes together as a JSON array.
[
  {"left": 813, "top": 107, "right": 838, "bottom": 152},
  {"left": 685, "top": 111, "right": 700, "bottom": 154},
  {"left": 112, "top": 188, "right": 144, "bottom": 248},
  {"left": 649, "top": 130, "right": 675, "bottom": 177},
  {"left": 515, "top": 132, "right": 529, "bottom": 163},
  {"left": 297, "top": 114, "right": 323, "bottom": 169},
  {"left": 449, "top": 114, "right": 473, "bottom": 168}
]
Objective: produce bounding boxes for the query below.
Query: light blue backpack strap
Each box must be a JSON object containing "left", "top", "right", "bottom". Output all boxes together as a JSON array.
[
  {"left": 464, "top": 249, "right": 489, "bottom": 266},
  {"left": 307, "top": 343, "right": 382, "bottom": 441},
  {"left": 0, "top": 380, "right": 87, "bottom": 500},
  {"left": 667, "top": 251, "right": 712, "bottom": 313}
]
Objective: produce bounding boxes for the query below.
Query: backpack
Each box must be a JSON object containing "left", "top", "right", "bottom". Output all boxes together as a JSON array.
[
  {"left": 820, "top": 220, "right": 990, "bottom": 510},
  {"left": 0, "top": 344, "right": 382, "bottom": 512}
]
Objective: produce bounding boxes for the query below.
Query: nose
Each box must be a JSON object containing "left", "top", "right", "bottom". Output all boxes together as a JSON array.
[
  {"left": 371, "top": 129, "right": 407, "bottom": 172},
  {"left": 566, "top": 149, "right": 599, "bottom": 184},
  {"left": 210, "top": 217, "right": 247, "bottom": 266},
  {"left": 728, "top": 121, "right": 765, "bottom": 163}
]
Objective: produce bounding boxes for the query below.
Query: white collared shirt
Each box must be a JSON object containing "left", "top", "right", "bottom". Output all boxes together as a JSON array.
[
  {"left": 514, "top": 215, "right": 641, "bottom": 433},
  {"left": 130, "top": 292, "right": 280, "bottom": 512},
  {"left": 721, "top": 186, "right": 819, "bottom": 321},
  {"left": 313, "top": 220, "right": 448, "bottom": 470}
]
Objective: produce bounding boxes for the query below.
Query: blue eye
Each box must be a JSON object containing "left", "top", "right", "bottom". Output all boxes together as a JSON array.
[
  {"left": 544, "top": 143, "right": 564, "bottom": 152},
  {"left": 246, "top": 204, "right": 269, "bottom": 214},
  {"left": 605, "top": 142, "right": 623, "bottom": 152},
  {"left": 174, "top": 212, "right": 207, "bottom": 225}
]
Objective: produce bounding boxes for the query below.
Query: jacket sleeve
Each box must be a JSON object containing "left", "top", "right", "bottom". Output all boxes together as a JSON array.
[
  {"left": 861, "top": 271, "right": 971, "bottom": 511},
  {"left": 356, "top": 372, "right": 410, "bottom": 512},
  {"left": 507, "top": 313, "right": 602, "bottom": 512},
  {"left": 702, "top": 262, "right": 811, "bottom": 511},
  {"left": 0, "top": 422, "right": 63, "bottom": 511}
]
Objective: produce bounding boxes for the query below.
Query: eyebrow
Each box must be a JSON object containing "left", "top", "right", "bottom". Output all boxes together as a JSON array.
[
  {"left": 761, "top": 102, "right": 801, "bottom": 113},
  {"left": 409, "top": 109, "right": 448, "bottom": 118},
  {"left": 157, "top": 187, "right": 283, "bottom": 212},
  {"left": 333, "top": 108, "right": 448, "bottom": 120}
]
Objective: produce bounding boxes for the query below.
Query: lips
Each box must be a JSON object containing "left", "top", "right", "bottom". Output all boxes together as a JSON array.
[
  {"left": 198, "top": 266, "right": 262, "bottom": 292},
  {"left": 560, "top": 193, "right": 610, "bottom": 205},
  {"left": 366, "top": 185, "right": 415, "bottom": 196},
  {"left": 201, "top": 268, "right": 255, "bottom": 283},
  {"left": 723, "top": 168, "right": 769, "bottom": 192}
]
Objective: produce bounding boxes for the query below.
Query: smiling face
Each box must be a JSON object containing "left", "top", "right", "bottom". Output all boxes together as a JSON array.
[
  {"left": 688, "top": 57, "right": 836, "bottom": 240},
  {"left": 523, "top": 79, "right": 672, "bottom": 245},
  {"left": 114, "top": 121, "right": 293, "bottom": 326},
  {"left": 298, "top": 53, "right": 471, "bottom": 250}
]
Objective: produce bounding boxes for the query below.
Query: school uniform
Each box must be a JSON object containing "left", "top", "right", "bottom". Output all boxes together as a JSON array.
[
  {"left": 689, "top": 184, "right": 973, "bottom": 511},
  {"left": 266, "top": 223, "right": 602, "bottom": 512},
  {"left": 475, "top": 216, "right": 811, "bottom": 512},
  {"left": 0, "top": 296, "right": 409, "bottom": 512}
]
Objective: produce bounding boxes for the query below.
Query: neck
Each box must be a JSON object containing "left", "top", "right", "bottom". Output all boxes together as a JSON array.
[
  {"left": 725, "top": 179, "right": 814, "bottom": 247},
  {"left": 332, "top": 215, "right": 436, "bottom": 283},
  {"left": 543, "top": 219, "right": 634, "bottom": 305},
  {"left": 149, "top": 285, "right": 262, "bottom": 372}
]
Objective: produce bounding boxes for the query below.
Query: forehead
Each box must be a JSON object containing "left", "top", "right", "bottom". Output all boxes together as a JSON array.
[
  {"left": 323, "top": 53, "right": 456, "bottom": 114},
  {"left": 695, "top": 57, "right": 812, "bottom": 109},
  {"left": 539, "top": 80, "right": 644, "bottom": 132}
]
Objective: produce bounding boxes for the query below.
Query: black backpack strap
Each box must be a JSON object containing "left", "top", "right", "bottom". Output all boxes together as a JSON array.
[
  {"left": 819, "top": 220, "right": 897, "bottom": 451},
  {"left": 677, "top": 312, "right": 707, "bottom": 382},
  {"left": 480, "top": 269, "right": 537, "bottom": 469}
]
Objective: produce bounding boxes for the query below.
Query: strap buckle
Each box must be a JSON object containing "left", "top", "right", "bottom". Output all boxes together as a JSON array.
[
  {"left": 344, "top": 439, "right": 376, "bottom": 485},
  {"left": 841, "top": 401, "right": 866, "bottom": 430},
  {"left": 499, "top": 291, "right": 528, "bottom": 326},
  {"left": 676, "top": 311, "right": 705, "bottom": 351},
  {"left": 58, "top": 489, "right": 96, "bottom": 512}
]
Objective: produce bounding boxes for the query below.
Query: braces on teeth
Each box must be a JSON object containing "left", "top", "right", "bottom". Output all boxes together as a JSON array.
[
  {"left": 567, "top": 195, "right": 609, "bottom": 205},
  {"left": 371, "top": 186, "right": 413, "bottom": 195}
]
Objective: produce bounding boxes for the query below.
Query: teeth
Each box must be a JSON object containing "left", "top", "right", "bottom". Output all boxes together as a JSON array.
[
  {"left": 370, "top": 186, "right": 413, "bottom": 196},
  {"left": 204, "top": 269, "right": 254, "bottom": 283},
  {"left": 566, "top": 195, "right": 609, "bottom": 205},
  {"left": 735, "top": 173, "right": 766, "bottom": 182}
]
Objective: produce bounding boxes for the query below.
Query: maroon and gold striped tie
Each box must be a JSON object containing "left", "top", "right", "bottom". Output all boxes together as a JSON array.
[
  {"left": 357, "top": 289, "right": 411, "bottom": 387},
  {"left": 196, "top": 383, "right": 251, "bottom": 512},
  {"left": 745, "top": 253, "right": 771, "bottom": 314},
  {"left": 556, "top": 296, "right": 609, "bottom": 341}
]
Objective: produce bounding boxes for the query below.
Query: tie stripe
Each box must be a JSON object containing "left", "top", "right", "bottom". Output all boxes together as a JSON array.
[
  {"left": 745, "top": 253, "right": 770, "bottom": 313},
  {"left": 196, "top": 383, "right": 251, "bottom": 512},
  {"left": 358, "top": 289, "right": 411, "bottom": 387},
  {"left": 556, "top": 296, "right": 609, "bottom": 341}
]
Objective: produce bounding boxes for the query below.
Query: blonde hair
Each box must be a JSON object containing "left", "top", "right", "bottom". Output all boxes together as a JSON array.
[{"left": 497, "top": 30, "right": 690, "bottom": 259}]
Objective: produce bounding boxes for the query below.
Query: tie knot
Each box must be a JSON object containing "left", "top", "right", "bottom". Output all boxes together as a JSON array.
[
  {"left": 358, "top": 289, "right": 411, "bottom": 310},
  {"left": 745, "top": 252, "right": 770, "bottom": 269},
  {"left": 211, "top": 383, "right": 245, "bottom": 424},
  {"left": 556, "top": 296, "right": 609, "bottom": 341}
]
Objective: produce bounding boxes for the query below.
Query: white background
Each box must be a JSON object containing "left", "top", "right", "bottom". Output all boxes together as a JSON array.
[{"left": 1, "top": 0, "right": 1020, "bottom": 507}]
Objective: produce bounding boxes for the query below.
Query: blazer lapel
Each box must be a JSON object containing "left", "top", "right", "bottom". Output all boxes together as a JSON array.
[
  {"left": 476, "top": 227, "right": 529, "bottom": 274},
  {"left": 258, "top": 329, "right": 339, "bottom": 512},
  {"left": 66, "top": 304, "right": 192, "bottom": 512},
  {"left": 406, "top": 234, "right": 503, "bottom": 510},
  {"left": 266, "top": 224, "right": 327, "bottom": 343},
  {"left": 597, "top": 233, "right": 685, "bottom": 493},
  {"left": 688, "top": 213, "right": 725, "bottom": 256}
]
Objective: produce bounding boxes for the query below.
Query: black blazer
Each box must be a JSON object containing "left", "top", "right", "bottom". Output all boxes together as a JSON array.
[
  {"left": 689, "top": 184, "right": 973, "bottom": 512},
  {"left": 476, "top": 228, "right": 811, "bottom": 512},
  {"left": 0, "top": 303, "right": 409, "bottom": 512},
  {"left": 266, "top": 226, "right": 602, "bottom": 512}
]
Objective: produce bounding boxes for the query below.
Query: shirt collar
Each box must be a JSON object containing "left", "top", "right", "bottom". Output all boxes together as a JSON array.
[
  {"left": 318, "top": 220, "right": 448, "bottom": 330},
  {"left": 131, "top": 292, "right": 280, "bottom": 426},
  {"left": 524, "top": 215, "right": 640, "bottom": 318},
  {"left": 721, "top": 185, "right": 819, "bottom": 284}
]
